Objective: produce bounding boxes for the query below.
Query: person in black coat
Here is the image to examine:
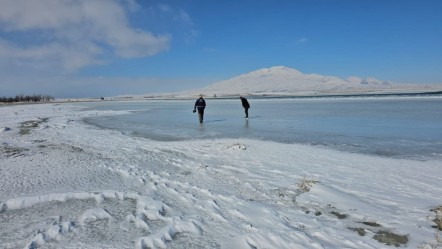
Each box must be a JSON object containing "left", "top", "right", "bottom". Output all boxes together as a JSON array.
[
  {"left": 193, "top": 95, "right": 206, "bottom": 123},
  {"left": 239, "top": 96, "right": 250, "bottom": 118}
]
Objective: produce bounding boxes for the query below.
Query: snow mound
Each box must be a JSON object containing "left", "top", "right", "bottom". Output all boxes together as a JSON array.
[{"left": 79, "top": 208, "right": 112, "bottom": 225}]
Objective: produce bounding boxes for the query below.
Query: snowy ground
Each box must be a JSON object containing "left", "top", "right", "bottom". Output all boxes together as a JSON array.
[{"left": 1, "top": 102, "right": 441, "bottom": 249}]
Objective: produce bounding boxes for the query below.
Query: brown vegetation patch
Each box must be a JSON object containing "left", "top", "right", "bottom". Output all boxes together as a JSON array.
[
  {"left": 360, "top": 221, "right": 381, "bottom": 227},
  {"left": 19, "top": 118, "right": 49, "bottom": 135},
  {"left": 433, "top": 217, "right": 442, "bottom": 231},
  {"left": 1, "top": 145, "right": 28, "bottom": 157},
  {"left": 297, "top": 178, "right": 319, "bottom": 193},
  {"left": 330, "top": 211, "right": 348, "bottom": 219},
  {"left": 373, "top": 230, "right": 408, "bottom": 247},
  {"left": 430, "top": 206, "right": 442, "bottom": 231},
  {"left": 348, "top": 227, "right": 366, "bottom": 236},
  {"left": 181, "top": 170, "right": 192, "bottom": 176}
]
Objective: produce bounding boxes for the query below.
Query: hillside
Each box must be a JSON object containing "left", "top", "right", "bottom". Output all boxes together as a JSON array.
[{"left": 186, "top": 66, "right": 442, "bottom": 97}]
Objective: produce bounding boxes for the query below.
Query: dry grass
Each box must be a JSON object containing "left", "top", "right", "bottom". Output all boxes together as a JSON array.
[{"left": 297, "top": 178, "right": 319, "bottom": 192}]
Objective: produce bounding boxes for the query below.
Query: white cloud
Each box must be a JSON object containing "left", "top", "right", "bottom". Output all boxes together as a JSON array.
[
  {"left": 176, "top": 9, "right": 193, "bottom": 25},
  {"left": 158, "top": 4, "right": 172, "bottom": 13},
  {"left": 0, "top": 38, "right": 103, "bottom": 71},
  {"left": 0, "top": 0, "right": 170, "bottom": 71},
  {"left": 298, "top": 37, "right": 309, "bottom": 43},
  {"left": 155, "top": 4, "right": 197, "bottom": 44}
]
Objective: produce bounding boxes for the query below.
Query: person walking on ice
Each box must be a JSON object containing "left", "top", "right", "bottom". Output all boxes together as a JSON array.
[
  {"left": 239, "top": 96, "right": 250, "bottom": 118},
  {"left": 193, "top": 94, "right": 206, "bottom": 123}
]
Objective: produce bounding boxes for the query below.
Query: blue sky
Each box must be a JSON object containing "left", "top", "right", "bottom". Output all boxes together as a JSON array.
[{"left": 0, "top": 0, "right": 441, "bottom": 98}]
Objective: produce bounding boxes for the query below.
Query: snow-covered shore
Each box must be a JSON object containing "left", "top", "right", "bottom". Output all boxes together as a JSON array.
[{"left": 1, "top": 102, "right": 441, "bottom": 249}]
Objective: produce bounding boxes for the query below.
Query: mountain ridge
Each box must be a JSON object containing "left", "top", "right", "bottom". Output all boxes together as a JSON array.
[{"left": 189, "top": 66, "right": 440, "bottom": 97}]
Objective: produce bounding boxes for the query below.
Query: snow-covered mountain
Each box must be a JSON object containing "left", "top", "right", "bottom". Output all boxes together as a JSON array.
[{"left": 190, "top": 66, "right": 441, "bottom": 97}]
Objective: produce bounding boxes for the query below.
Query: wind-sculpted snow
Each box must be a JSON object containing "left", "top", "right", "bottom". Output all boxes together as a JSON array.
[
  {"left": 0, "top": 190, "right": 201, "bottom": 248},
  {"left": 0, "top": 102, "right": 441, "bottom": 248}
]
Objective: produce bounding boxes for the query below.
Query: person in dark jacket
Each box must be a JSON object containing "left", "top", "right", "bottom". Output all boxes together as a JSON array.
[
  {"left": 239, "top": 96, "right": 250, "bottom": 118},
  {"left": 193, "top": 95, "right": 206, "bottom": 123}
]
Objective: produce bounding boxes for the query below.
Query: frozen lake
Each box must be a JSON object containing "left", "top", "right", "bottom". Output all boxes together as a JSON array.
[
  {"left": 83, "top": 96, "right": 442, "bottom": 160},
  {"left": 1, "top": 98, "right": 442, "bottom": 248}
]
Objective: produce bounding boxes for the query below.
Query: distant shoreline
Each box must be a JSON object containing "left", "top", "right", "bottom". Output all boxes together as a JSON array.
[
  {"left": 244, "top": 90, "right": 442, "bottom": 99},
  {"left": 1, "top": 90, "right": 441, "bottom": 106},
  {"left": 111, "top": 90, "right": 442, "bottom": 101}
]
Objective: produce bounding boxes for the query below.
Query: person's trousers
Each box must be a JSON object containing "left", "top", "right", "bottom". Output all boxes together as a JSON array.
[{"left": 198, "top": 109, "right": 204, "bottom": 123}]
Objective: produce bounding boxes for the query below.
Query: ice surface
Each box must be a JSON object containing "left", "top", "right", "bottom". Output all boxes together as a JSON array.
[
  {"left": 1, "top": 99, "right": 442, "bottom": 248},
  {"left": 84, "top": 97, "right": 442, "bottom": 160}
]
